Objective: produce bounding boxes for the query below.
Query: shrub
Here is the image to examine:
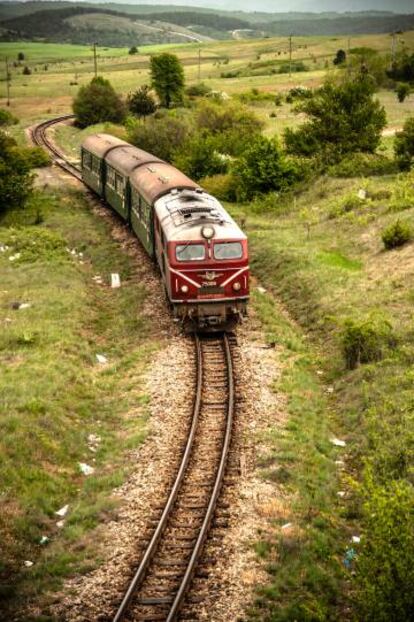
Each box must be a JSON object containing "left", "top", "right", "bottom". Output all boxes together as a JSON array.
[
  {"left": 127, "top": 85, "right": 156, "bottom": 120},
  {"left": 185, "top": 82, "right": 212, "bottom": 98},
  {"left": 396, "top": 82, "right": 411, "bottom": 103},
  {"left": 328, "top": 152, "right": 397, "bottom": 178},
  {"left": 237, "top": 88, "right": 276, "bottom": 104},
  {"left": 20, "top": 146, "right": 51, "bottom": 168},
  {"left": 173, "top": 135, "right": 228, "bottom": 181},
  {"left": 0, "top": 108, "right": 18, "bottom": 127},
  {"left": 284, "top": 77, "right": 387, "bottom": 164},
  {"left": 233, "top": 136, "right": 305, "bottom": 200},
  {"left": 199, "top": 173, "right": 238, "bottom": 202},
  {"left": 278, "top": 61, "right": 308, "bottom": 74},
  {"left": 381, "top": 220, "right": 412, "bottom": 250},
  {"left": 328, "top": 194, "right": 365, "bottom": 218},
  {"left": 355, "top": 477, "right": 414, "bottom": 622},
  {"left": 73, "top": 76, "right": 126, "bottom": 128},
  {"left": 128, "top": 46, "right": 138, "bottom": 55},
  {"left": 0, "top": 131, "right": 33, "bottom": 216},
  {"left": 22, "top": 66, "right": 31, "bottom": 75},
  {"left": 394, "top": 117, "right": 414, "bottom": 171},
  {"left": 333, "top": 49, "right": 346, "bottom": 65},
  {"left": 127, "top": 112, "right": 192, "bottom": 162},
  {"left": 341, "top": 316, "right": 395, "bottom": 369}
]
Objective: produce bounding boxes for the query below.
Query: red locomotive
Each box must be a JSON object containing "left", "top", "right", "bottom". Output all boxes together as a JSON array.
[{"left": 81, "top": 133, "right": 249, "bottom": 330}]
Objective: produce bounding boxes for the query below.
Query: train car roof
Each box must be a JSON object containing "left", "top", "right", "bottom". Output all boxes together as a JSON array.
[
  {"left": 81, "top": 133, "right": 129, "bottom": 159},
  {"left": 154, "top": 188, "right": 246, "bottom": 243},
  {"left": 130, "top": 162, "right": 200, "bottom": 206},
  {"left": 106, "top": 145, "right": 164, "bottom": 177}
]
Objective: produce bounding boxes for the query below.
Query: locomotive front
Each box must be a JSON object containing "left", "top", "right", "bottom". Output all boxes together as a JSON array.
[{"left": 155, "top": 190, "right": 249, "bottom": 331}]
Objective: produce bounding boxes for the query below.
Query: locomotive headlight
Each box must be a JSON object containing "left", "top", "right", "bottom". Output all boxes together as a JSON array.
[
  {"left": 233, "top": 282, "right": 241, "bottom": 291},
  {"left": 181, "top": 285, "right": 189, "bottom": 293},
  {"left": 201, "top": 225, "right": 215, "bottom": 240}
]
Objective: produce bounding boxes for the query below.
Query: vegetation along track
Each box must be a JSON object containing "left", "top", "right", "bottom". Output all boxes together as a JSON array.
[
  {"left": 31, "top": 114, "right": 82, "bottom": 180},
  {"left": 31, "top": 117, "right": 239, "bottom": 620},
  {"left": 113, "top": 333, "right": 236, "bottom": 622}
]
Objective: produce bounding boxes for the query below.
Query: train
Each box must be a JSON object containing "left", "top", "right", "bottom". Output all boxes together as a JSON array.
[{"left": 80, "top": 133, "right": 249, "bottom": 331}]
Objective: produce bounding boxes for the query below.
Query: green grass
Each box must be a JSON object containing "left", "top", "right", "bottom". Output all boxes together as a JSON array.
[
  {"left": 227, "top": 165, "right": 414, "bottom": 620},
  {"left": 0, "top": 187, "right": 159, "bottom": 615}
]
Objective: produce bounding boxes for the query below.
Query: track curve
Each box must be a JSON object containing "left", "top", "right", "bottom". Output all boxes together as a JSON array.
[{"left": 31, "top": 115, "right": 82, "bottom": 180}]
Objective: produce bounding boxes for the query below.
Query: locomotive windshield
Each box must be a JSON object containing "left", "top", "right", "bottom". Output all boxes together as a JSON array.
[
  {"left": 213, "top": 242, "right": 243, "bottom": 260},
  {"left": 176, "top": 243, "right": 206, "bottom": 261}
]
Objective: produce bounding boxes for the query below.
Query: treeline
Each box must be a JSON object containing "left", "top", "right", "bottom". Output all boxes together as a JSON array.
[
  {"left": 260, "top": 13, "right": 414, "bottom": 36},
  {"left": 141, "top": 11, "right": 250, "bottom": 31}
]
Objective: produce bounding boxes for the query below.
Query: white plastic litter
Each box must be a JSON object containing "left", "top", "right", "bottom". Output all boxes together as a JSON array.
[
  {"left": 18, "top": 303, "right": 31, "bottom": 310},
  {"left": 24, "top": 560, "right": 34, "bottom": 567},
  {"left": 40, "top": 536, "right": 49, "bottom": 545},
  {"left": 96, "top": 354, "right": 107, "bottom": 364},
  {"left": 352, "top": 536, "right": 361, "bottom": 543},
  {"left": 330, "top": 438, "right": 346, "bottom": 447},
  {"left": 55, "top": 504, "right": 69, "bottom": 517},
  {"left": 337, "top": 491, "right": 346, "bottom": 497},
  {"left": 335, "top": 460, "right": 345, "bottom": 467},
  {"left": 78, "top": 462, "right": 95, "bottom": 476},
  {"left": 56, "top": 520, "right": 65, "bottom": 529},
  {"left": 88, "top": 434, "right": 101, "bottom": 444},
  {"left": 358, "top": 188, "right": 367, "bottom": 200},
  {"left": 281, "top": 522, "right": 292, "bottom": 530},
  {"left": 257, "top": 286, "right": 267, "bottom": 294},
  {"left": 326, "top": 387, "right": 334, "bottom": 393},
  {"left": 9, "top": 253, "right": 21, "bottom": 262},
  {"left": 111, "top": 273, "right": 121, "bottom": 288}
]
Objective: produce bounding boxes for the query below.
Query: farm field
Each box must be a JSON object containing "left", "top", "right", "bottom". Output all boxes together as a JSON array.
[{"left": 2, "top": 27, "right": 414, "bottom": 622}]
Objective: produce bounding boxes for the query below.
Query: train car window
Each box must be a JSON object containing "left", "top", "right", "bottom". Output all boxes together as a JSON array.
[
  {"left": 91, "top": 156, "right": 100, "bottom": 175},
  {"left": 176, "top": 244, "right": 205, "bottom": 261},
  {"left": 106, "top": 166, "right": 116, "bottom": 189},
  {"left": 131, "top": 188, "right": 140, "bottom": 215},
  {"left": 115, "top": 174, "right": 125, "bottom": 196},
  {"left": 82, "top": 151, "right": 92, "bottom": 170},
  {"left": 142, "top": 200, "right": 151, "bottom": 230},
  {"left": 213, "top": 242, "right": 243, "bottom": 260}
]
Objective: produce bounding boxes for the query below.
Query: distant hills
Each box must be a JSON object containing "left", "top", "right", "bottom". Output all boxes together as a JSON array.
[{"left": 1, "top": 1, "right": 414, "bottom": 46}]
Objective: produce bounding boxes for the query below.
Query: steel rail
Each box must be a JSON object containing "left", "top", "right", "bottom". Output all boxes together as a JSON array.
[
  {"left": 31, "top": 115, "right": 82, "bottom": 180},
  {"left": 112, "top": 335, "right": 204, "bottom": 622}
]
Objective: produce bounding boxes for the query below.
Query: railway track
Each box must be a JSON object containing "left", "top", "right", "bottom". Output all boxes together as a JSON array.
[
  {"left": 113, "top": 333, "right": 235, "bottom": 622},
  {"left": 31, "top": 115, "right": 82, "bottom": 180},
  {"left": 31, "top": 116, "right": 239, "bottom": 621}
]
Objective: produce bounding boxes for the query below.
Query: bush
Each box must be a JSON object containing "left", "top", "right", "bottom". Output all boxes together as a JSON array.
[
  {"left": 0, "top": 108, "right": 18, "bottom": 127},
  {"left": 328, "top": 152, "right": 397, "bottom": 178},
  {"left": 127, "top": 85, "right": 156, "bottom": 120},
  {"left": 185, "top": 82, "right": 212, "bottom": 98},
  {"left": 127, "top": 112, "right": 192, "bottom": 162},
  {"left": 342, "top": 316, "right": 395, "bottom": 369},
  {"left": 284, "top": 77, "right": 387, "bottom": 164},
  {"left": 237, "top": 88, "right": 276, "bottom": 104},
  {"left": 128, "top": 46, "right": 138, "bottom": 55},
  {"left": 394, "top": 117, "right": 414, "bottom": 171},
  {"left": 73, "top": 76, "right": 126, "bottom": 128},
  {"left": 355, "top": 477, "right": 414, "bottom": 622},
  {"left": 173, "top": 135, "right": 228, "bottom": 181},
  {"left": 0, "top": 131, "right": 33, "bottom": 216},
  {"left": 22, "top": 66, "right": 31, "bottom": 75},
  {"left": 328, "top": 193, "right": 365, "bottom": 219},
  {"left": 278, "top": 61, "right": 308, "bottom": 74},
  {"left": 381, "top": 220, "right": 412, "bottom": 250},
  {"left": 396, "top": 83, "right": 411, "bottom": 103},
  {"left": 233, "top": 136, "right": 305, "bottom": 200},
  {"left": 199, "top": 173, "right": 238, "bottom": 202},
  {"left": 20, "top": 146, "right": 51, "bottom": 168}
]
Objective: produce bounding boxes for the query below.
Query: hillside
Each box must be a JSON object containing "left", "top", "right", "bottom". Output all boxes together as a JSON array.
[{"left": 2, "top": 2, "right": 414, "bottom": 46}]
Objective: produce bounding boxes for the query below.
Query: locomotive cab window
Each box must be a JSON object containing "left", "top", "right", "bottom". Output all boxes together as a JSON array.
[
  {"left": 214, "top": 242, "right": 243, "bottom": 260},
  {"left": 176, "top": 244, "right": 206, "bottom": 262}
]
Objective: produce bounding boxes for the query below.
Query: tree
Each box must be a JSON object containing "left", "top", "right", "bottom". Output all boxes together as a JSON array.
[
  {"left": 127, "top": 85, "right": 156, "bottom": 120},
  {"left": 150, "top": 53, "right": 185, "bottom": 109},
  {"left": 22, "top": 66, "right": 31, "bottom": 75},
  {"left": 173, "top": 135, "right": 227, "bottom": 181},
  {"left": 333, "top": 49, "right": 346, "bottom": 65},
  {"left": 17, "top": 51, "right": 25, "bottom": 61},
  {"left": 0, "top": 131, "right": 33, "bottom": 216},
  {"left": 396, "top": 83, "right": 410, "bottom": 103},
  {"left": 394, "top": 117, "right": 414, "bottom": 170},
  {"left": 233, "top": 136, "right": 304, "bottom": 200},
  {"left": 0, "top": 108, "right": 18, "bottom": 127},
  {"left": 72, "top": 76, "right": 126, "bottom": 128},
  {"left": 284, "top": 76, "right": 387, "bottom": 164},
  {"left": 128, "top": 46, "right": 138, "bottom": 55},
  {"left": 127, "top": 112, "right": 191, "bottom": 161}
]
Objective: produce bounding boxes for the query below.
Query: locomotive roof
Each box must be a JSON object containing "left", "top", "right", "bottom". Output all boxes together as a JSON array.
[
  {"left": 106, "top": 145, "right": 163, "bottom": 177},
  {"left": 81, "top": 133, "right": 129, "bottom": 159},
  {"left": 130, "top": 162, "right": 200, "bottom": 206},
  {"left": 154, "top": 188, "right": 246, "bottom": 243}
]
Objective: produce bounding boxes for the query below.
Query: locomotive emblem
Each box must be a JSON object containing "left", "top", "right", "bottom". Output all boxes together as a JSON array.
[{"left": 200, "top": 271, "right": 223, "bottom": 285}]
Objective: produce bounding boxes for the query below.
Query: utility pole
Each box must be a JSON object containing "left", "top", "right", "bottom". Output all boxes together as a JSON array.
[
  {"left": 93, "top": 42, "right": 98, "bottom": 78},
  {"left": 198, "top": 46, "right": 201, "bottom": 82},
  {"left": 347, "top": 37, "right": 351, "bottom": 77},
  {"left": 390, "top": 31, "right": 396, "bottom": 69},
  {"left": 289, "top": 34, "right": 292, "bottom": 77},
  {"left": 5, "top": 57, "right": 10, "bottom": 106}
]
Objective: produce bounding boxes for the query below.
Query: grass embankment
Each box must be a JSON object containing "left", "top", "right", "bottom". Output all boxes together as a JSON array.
[
  {"left": 238, "top": 170, "right": 414, "bottom": 620},
  {"left": 0, "top": 187, "right": 158, "bottom": 616}
]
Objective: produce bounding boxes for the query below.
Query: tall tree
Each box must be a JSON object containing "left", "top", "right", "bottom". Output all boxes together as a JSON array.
[{"left": 150, "top": 53, "right": 185, "bottom": 109}]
